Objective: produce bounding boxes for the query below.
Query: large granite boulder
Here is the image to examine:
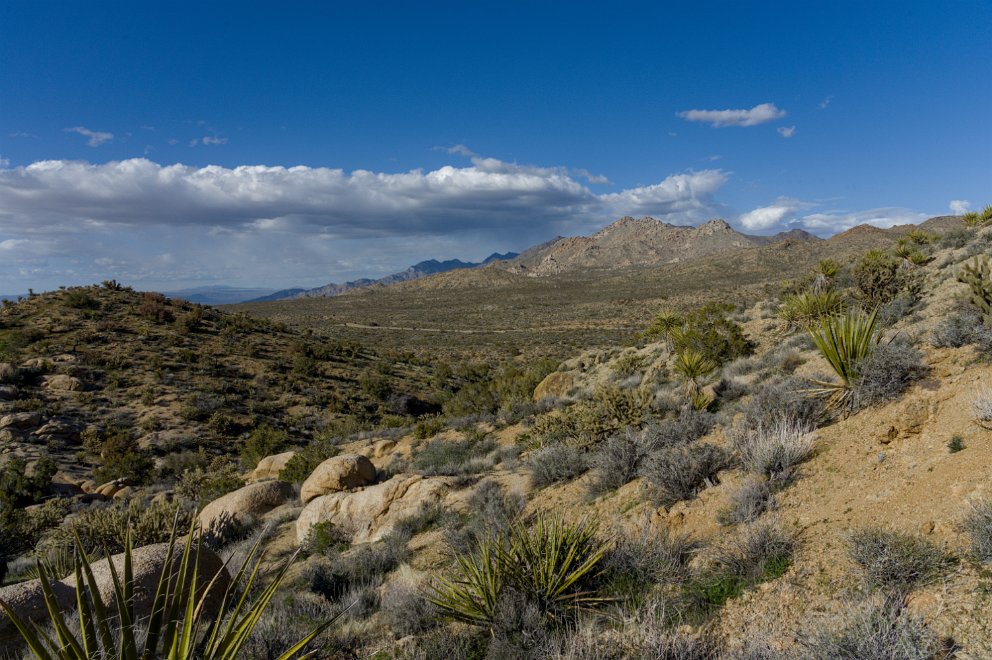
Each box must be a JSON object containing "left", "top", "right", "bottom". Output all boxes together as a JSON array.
[{"left": 300, "top": 454, "right": 376, "bottom": 504}]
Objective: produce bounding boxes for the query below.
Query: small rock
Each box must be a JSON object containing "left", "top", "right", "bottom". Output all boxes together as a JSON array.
[
  {"left": 920, "top": 520, "right": 935, "bottom": 535},
  {"left": 113, "top": 486, "right": 134, "bottom": 500},
  {"left": 250, "top": 451, "right": 297, "bottom": 482}
]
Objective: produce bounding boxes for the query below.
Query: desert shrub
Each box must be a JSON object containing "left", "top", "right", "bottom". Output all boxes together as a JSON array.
[
  {"left": 381, "top": 576, "right": 439, "bottom": 636},
  {"left": 650, "top": 303, "right": 755, "bottom": 367},
  {"left": 612, "top": 351, "right": 647, "bottom": 379},
  {"left": 730, "top": 417, "right": 816, "bottom": 480},
  {"left": 0, "top": 455, "right": 56, "bottom": 509},
  {"left": 429, "top": 514, "right": 610, "bottom": 630},
  {"left": 278, "top": 434, "right": 340, "bottom": 483},
  {"left": 93, "top": 428, "right": 154, "bottom": 486},
  {"left": 588, "top": 428, "right": 646, "bottom": 494},
  {"left": 959, "top": 255, "right": 992, "bottom": 323},
  {"left": 973, "top": 389, "right": 992, "bottom": 428},
  {"left": 302, "top": 520, "right": 352, "bottom": 556},
  {"left": 45, "top": 498, "right": 195, "bottom": 555},
  {"left": 445, "top": 480, "right": 525, "bottom": 555},
  {"left": 850, "top": 340, "right": 929, "bottom": 410},
  {"left": 600, "top": 526, "right": 698, "bottom": 602},
  {"left": 528, "top": 444, "right": 587, "bottom": 488},
  {"left": 687, "top": 522, "right": 794, "bottom": 613},
  {"left": 846, "top": 527, "right": 954, "bottom": 592},
  {"left": 939, "top": 227, "right": 975, "bottom": 249},
  {"left": 778, "top": 290, "right": 845, "bottom": 331},
  {"left": 240, "top": 424, "right": 289, "bottom": 470},
  {"left": 717, "top": 478, "right": 775, "bottom": 526},
  {"left": 795, "top": 596, "right": 944, "bottom": 660},
  {"left": 962, "top": 499, "right": 992, "bottom": 563},
  {"left": 63, "top": 287, "right": 99, "bottom": 309},
  {"left": 644, "top": 407, "right": 716, "bottom": 449},
  {"left": 713, "top": 377, "right": 748, "bottom": 403},
  {"left": 853, "top": 250, "right": 904, "bottom": 306},
  {"left": 411, "top": 435, "right": 496, "bottom": 476},
  {"left": 523, "top": 386, "right": 653, "bottom": 450},
  {"left": 175, "top": 456, "right": 244, "bottom": 504},
  {"left": 306, "top": 532, "right": 410, "bottom": 601},
  {"left": 413, "top": 413, "right": 445, "bottom": 439},
  {"left": 930, "top": 310, "right": 989, "bottom": 348},
  {"left": 442, "top": 359, "right": 557, "bottom": 418},
  {"left": 876, "top": 292, "right": 918, "bottom": 327},
  {"left": 641, "top": 442, "right": 731, "bottom": 507},
  {"left": 742, "top": 377, "right": 825, "bottom": 430},
  {"left": 138, "top": 291, "right": 173, "bottom": 322},
  {"left": 242, "top": 593, "right": 340, "bottom": 660},
  {"left": 174, "top": 307, "right": 203, "bottom": 333},
  {"left": 964, "top": 204, "right": 992, "bottom": 226}
]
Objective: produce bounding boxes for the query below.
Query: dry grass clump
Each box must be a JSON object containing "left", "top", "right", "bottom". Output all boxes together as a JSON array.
[
  {"left": 528, "top": 444, "right": 588, "bottom": 488},
  {"left": 794, "top": 596, "right": 947, "bottom": 660},
  {"left": 641, "top": 442, "right": 731, "bottom": 507},
  {"left": 972, "top": 388, "right": 992, "bottom": 428},
  {"left": 962, "top": 498, "right": 992, "bottom": 563},
  {"left": 730, "top": 417, "right": 816, "bottom": 481},
  {"left": 717, "top": 477, "right": 776, "bottom": 526},
  {"left": 846, "top": 527, "right": 955, "bottom": 593}
]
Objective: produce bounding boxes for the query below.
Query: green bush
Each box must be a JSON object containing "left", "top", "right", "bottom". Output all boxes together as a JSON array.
[
  {"left": 278, "top": 435, "right": 340, "bottom": 484},
  {"left": 958, "top": 255, "right": 992, "bottom": 324},
  {"left": 175, "top": 456, "right": 244, "bottom": 504},
  {"left": 411, "top": 435, "right": 497, "bottom": 476},
  {"left": 240, "top": 424, "right": 289, "bottom": 470},
  {"left": 778, "top": 290, "right": 846, "bottom": 331},
  {"left": 649, "top": 303, "right": 754, "bottom": 367},
  {"left": 854, "top": 249, "right": 904, "bottom": 306},
  {"left": 45, "top": 498, "right": 195, "bottom": 555},
  {"left": 93, "top": 428, "right": 154, "bottom": 486},
  {"left": 413, "top": 413, "right": 445, "bottom": 439}
]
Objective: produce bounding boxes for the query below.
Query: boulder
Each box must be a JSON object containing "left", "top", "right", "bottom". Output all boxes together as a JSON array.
[
  {"left": 44, "top": 375, "right": 84, "bottom": 392},
  {"left": 533, "top": 371, "right": 574, "bottom": 402},
  {"left": 297, "top": 474, "right": 452, "bottom": 544},
  {"left": 0, "top": 411, "right": 41, "bottom": 430},
  {"left": 197, "top": 480, "right": 295, "bottom": 536},
  {"left": 34, "top": 419, "right": 82, "bottom": 444},
  {"left": 0, "top": 363, "right": 17, "bottom": 384},
  {"left": 250, "top": 451, "right": 297, "bottom": 482},
  {"left": 0, "top": 385, "right": 17, "bottom": 401},
  {"left": 0, "top": 541, "right": 230, "bottom": 634},
  {"left": 300, "top": 454, "right": 376, "bottom": 504}
]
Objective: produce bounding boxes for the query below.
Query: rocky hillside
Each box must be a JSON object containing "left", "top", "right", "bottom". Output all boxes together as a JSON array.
[
  {"left": 4, "top": 214, "right": 992, "bottom": 658},
  {"left": 502, "top": 217, "right": 819, "bottom": 276}
]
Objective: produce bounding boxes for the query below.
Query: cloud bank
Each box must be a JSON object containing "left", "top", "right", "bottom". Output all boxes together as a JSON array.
[
  {"left": 0, "top": 157, "right": 727, "bottom": 289},
  {"left": 677, "top": 103, "right": 786, "bottom": 127}
]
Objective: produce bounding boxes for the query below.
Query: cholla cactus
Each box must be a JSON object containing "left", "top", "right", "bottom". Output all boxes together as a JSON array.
[{"left": 958, "top": 256, "right": 992, "bottom": 323}]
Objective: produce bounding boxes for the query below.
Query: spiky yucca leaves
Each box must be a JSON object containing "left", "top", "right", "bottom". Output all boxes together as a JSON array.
[
  {"left": 904, "top": 229, "right": 935, "bottom": 245},
  {"left": 672, "top": 348, "right": 716, "bottom": 399},
  {"left": 958, "top": 256, "right": 992, "bottom": 324},
  {"left": 644, "top": 309, "right": 685, "bottom": 349},
  {"left": 963, "top": 204, "right": 992, "bottom": 227},
  {"left": 429, "top": 514, "right": 611, "bottom": 630},
  {"left": 778, "top": 290, "right": 846, "bottom": 331},
  {"left": 807, "top": 308, "right": 881, "bottom": 409},
  {"left": 0, "top": 520, "right": 338, "bottom": 660}
]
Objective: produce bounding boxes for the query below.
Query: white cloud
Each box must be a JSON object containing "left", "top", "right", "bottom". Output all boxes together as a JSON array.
[
  {"left": 0, "top": 156, "right": 730, "bottom": 288},
  {"left": 818, "top": 96, "right": 833, "bottom": 109},
  {"left": 677, "top": 103, "right": 786, "bottom": 128},
  {"left": 64, "top": 126, "right": 114, "bottom": 147},
  {"left": 777, "top": 126, "right": 796, "bottom": 138},
  {"left": 201, "top": 136, "right": 228, "bottom": 145},
  {"left": 738, "top": 197, "right": 810, "bottom": 231},
  {"left": 797, "top": 207, "right": 929, "bottom": 234},
  {"left": 950, "top": 199, "right": 971, "bottom": 215},
  {"left": 572, "top": 168, "right": 611, "bottom": 185},
  {"left": 445, "top": 144, "right": 475, "bottom": 156}
]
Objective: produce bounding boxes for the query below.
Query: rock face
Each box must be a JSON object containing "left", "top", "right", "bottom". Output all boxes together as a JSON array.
[
  {"left": 297, "top": 474, "right": 451, "bottom": 544},
  {"left": 197, "top": 480, "right": 295, "bottom": 535},
  {"left": 44, "top": 374, "right": 84, "bottom": 391},
  {"left": 0, "top": 411, "right": 41, "bottom": 430},
  {"left": 300, "top": 454, "right": 376, "bottom": 504},
  {"left": 533, "top": 371, "right": 575, "bottom": 402},
  {"left": 250, "top": 451, "right": 297, "bottom": 482},
  {"left": 0, "top": 542, "right": 230, "bottom": 634}
]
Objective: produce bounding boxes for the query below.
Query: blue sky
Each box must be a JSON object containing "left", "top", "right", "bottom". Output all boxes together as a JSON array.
[{"left": 1, "top": 1, "right": 989, "bottom": 291}]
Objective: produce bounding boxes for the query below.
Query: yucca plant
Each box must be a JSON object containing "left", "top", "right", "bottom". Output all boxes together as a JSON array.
[
  {"left": 428, "top": 514, "right": 611, "bottom": 629},
  {"left": 807, "top": 308, "right": 881, "bottom": 409},
  {"left": 0, "top": 519, "right": 338, "bottom": 659},
  {"left": 645, "top": 310, "right": 685, "bottom": 349},
  {"left": 964, "top": 205, "right": 992, "bottom": 226},
  {"left": 777, "top": 290, "right": 845, "bottom": 331},
  {"left": 905, "top": 228, "right": 934, "bottom": 245},
  {"left": 672, "top": 348, "right": 716, "bottom": 399}
]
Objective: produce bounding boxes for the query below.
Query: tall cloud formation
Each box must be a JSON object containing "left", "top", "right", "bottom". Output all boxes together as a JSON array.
[
  {"left": 677, "top": 103, "right": 786, "bottom": 128},
  {"left": 0, "top": 157, "right": 727, "bottom": 289}
]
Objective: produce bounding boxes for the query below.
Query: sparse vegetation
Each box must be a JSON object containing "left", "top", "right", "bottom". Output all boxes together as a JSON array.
[
  {"left": 528, "top": 444, "right": 587, "bottom": 488},
  {"left": 641, "top": 442, "right": 731, "bottom": 506}
]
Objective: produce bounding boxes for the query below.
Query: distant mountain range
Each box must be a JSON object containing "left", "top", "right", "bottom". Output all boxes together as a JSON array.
[
  {"left": 245, "top": 252, "right": 518, "bottom": 302},
  {"left": 499, "top": 217, "right": 819, "bottom": 276}
]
